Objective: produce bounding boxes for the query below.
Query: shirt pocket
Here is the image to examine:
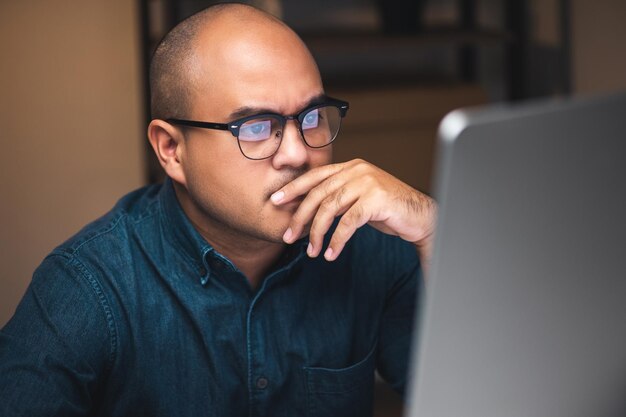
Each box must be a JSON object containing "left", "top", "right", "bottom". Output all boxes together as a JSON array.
[{"left": 303, "top": 344, "right": 377, "bottom": 417}]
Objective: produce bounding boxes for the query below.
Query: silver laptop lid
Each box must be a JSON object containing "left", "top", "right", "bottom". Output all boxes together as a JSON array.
[{"left": 406, "top": 92, "right": 626, "bottom": 417}]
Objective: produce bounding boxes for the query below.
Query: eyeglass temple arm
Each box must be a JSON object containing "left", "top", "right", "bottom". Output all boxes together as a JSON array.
[
  {"left": 166, "top": 118, "right": 230, "bottom": 131},
  {"left": 323, "top": 97, "right": 349, "bottom": 116}
]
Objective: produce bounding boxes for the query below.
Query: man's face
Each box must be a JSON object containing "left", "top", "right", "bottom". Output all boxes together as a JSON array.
[{"left": 176, "top": 21, "right": 331, "bottom": 244}]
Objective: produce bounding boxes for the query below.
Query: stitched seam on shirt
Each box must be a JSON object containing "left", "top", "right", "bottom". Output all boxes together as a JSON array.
[
  {"left": 129, "top": 199, "right": 159, "bottom": 224},
  {"left": 28, "top": 270, "right": 101, "bottom": 378},
  {"left": 67, "top": 213, "right": 126, "bottom": 256},
  {"left": 66, "top": 196, "right": 159, "bottom": 254},
  {"left": 70, "top": 255, "right": 118, "bottom": 376}
]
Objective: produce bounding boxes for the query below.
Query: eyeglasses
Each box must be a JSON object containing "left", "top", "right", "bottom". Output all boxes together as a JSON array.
[{"left": 167, "top": 97, "right": 349, "bottom": 160}]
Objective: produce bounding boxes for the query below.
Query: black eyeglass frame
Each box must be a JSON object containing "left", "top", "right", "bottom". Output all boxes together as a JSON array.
[{"left": 166, "top": 97, "right": 350, "bottom": 160}]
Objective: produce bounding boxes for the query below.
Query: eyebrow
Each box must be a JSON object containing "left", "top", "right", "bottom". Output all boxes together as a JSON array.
[{"left": 227, "top": 93, "right": 328, "bottom": 120}]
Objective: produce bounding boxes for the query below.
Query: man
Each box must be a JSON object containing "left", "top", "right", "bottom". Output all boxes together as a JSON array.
[{"left": 0, "top": 3, "right": 436, "bottom": 416}]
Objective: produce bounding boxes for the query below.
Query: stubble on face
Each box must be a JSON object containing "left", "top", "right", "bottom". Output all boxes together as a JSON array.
[
  {"left": 263, "top": 167, "right": 308, "bottom": 201},
  {"left": 175, "top": 9, "right": 329, "bottom": 250},
  {"left": 179, "top": 162, "right": 310, "bottom": 247}
]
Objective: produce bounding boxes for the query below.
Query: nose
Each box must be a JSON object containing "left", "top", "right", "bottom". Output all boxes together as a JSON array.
[{"left": 271, "top": 119, "right": 309, "bottom": 169}]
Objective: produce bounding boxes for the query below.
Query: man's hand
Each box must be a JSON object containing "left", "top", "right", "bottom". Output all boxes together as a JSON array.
[{"left": 270, "top": 159, "right": 437, "bottom": 267}]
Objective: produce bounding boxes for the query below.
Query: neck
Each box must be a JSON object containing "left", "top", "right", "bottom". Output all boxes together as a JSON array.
[
  {"left": 174, "top": 183, "right": 285, "bottom": 289},
  {"left": 198, "top": 221, "right": 285, "bottom": 289}
]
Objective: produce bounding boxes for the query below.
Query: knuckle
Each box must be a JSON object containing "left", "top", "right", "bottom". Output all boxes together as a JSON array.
[
  {"left": 318, "top": 196, "right": 338, "bottom": 216},
  {"left": 339, "top": 213, "right": 354, "bottom": 230},
  {"left": 325, "top": 164, "right": 338, "bottom": 175},
  {"left": 309, "top": 216, "right": 327, "bottom": 237},
  {"left": 371, "top": 186, "right": 387, "bottom": 201},
  {"left": 350, "top": 204, "right": 364, "bottom": 219},
  {"left": 310, "top": 177, "right": 336, "bottom": 201},
  {"left": 333, "top": 217, "right": 355, "bottom": 245},
  {"left": 309, "top": 183, "right": 327, "bottom": 200},
  {"left": 353, "top": 158, "right": 370, "bottom": 171},
  {"left": 342, "top": 206, "right": 363, "bottom": 228},
  {"left": 322, "top": 176, "right": 337, "bottom": 194},
  {"left": 309, "top": 215, "right": 334, "bottom": 243},
  {"left": 362, "top": 173, "right": 376, "bottom": 186},
  {"left": 333, "top": 187, "right": 346, "bottom": 209}
]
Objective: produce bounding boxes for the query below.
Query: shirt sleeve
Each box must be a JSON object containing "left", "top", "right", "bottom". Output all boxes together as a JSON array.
[
  {"left": 0, "top": 252, "right": 115, "bottom": 416},
  {"left": 375, "top": 243, "right": 422, "bottom": 396}
]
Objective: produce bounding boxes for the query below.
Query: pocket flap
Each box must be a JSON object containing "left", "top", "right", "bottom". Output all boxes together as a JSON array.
[{"left": 303, "top": 343, "right": 377, "bottom": 394}]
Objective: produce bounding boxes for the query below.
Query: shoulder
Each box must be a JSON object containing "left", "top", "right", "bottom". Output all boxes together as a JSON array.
[
  {"left": 52, "top": 183, "right": 163, "bottom": 259},
  {"left": 3, "top": 250, "right": 120, "bottom": 380},
  {"left": 13, "top": 184, "right": 166, "bottom": 371},
  {"left": 36, "top": 182, "right": 166, "bottom": 324},
  {"left": 32, "top": 183, "right": 165, "bottom": 329}
]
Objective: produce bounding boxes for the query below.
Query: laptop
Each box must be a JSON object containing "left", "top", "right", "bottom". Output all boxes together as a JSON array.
[{"left": 405, "top": 92, "right": 626, "bottom": 417}]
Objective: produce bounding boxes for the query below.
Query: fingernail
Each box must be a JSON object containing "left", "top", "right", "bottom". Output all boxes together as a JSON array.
[
  {"left": 283, "top": 227, "right": 292, "bottom": 242},
  {"left": 271, "top": 191, "right": 284, "bottom": 204},
  {"left": 324, "top": 247, "right": 334, "bottom": 261},
  {"left": 307, "top": 242, "right": 314, "bottom": 257}
]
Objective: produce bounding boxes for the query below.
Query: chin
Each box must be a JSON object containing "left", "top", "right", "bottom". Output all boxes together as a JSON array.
[{"left": 255, "top": 198, "right": 304, "bottom": 243}]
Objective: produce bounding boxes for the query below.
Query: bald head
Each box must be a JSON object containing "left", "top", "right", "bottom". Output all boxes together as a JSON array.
[{"left": 149, "top": 3, "right": 316, "bottom": 120}]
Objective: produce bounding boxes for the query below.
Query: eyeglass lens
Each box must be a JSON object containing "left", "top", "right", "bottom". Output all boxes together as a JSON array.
[{"left": 237, "top": 106, "right": 342, "bottom": 159}]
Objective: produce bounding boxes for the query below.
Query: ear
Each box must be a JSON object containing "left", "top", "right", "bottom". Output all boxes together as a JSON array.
[{"left": 147, "top": 119, "right": 187, "bottom": 185}]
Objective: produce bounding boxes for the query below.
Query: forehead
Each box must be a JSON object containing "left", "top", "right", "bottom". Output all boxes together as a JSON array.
[{"left": 189, "top": 19, "right": 323, "bottom": 118}]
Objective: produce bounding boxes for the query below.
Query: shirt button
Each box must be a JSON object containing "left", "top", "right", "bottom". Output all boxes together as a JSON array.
[{"left": 256, "top": 377, "right": 269, "bottom": 390}]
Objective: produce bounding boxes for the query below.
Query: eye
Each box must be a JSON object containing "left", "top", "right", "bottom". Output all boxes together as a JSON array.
[
  {"left": 239, "top": 119, "right": 272, "bottom": 141},
  {"left": 301, "top": 109, "right": 319, "bottom": 130}
]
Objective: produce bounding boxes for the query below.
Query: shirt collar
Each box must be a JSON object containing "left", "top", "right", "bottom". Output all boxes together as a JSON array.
[{"left": 158, "top": 178, "right": 213, "bottom": 283}]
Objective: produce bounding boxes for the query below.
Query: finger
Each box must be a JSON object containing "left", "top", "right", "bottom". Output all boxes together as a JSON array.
[
  {"left": 283, "top": 175, "right": 348, "bottom": 243},
  {"left": 307, "top": 187, "right": 358, "bottom": 257},
  {"left": 271, "top": 162, "right": 346, "bottom": 205},
  {"left": 324, "top": 202, "right": 370, "bottom": 261}
]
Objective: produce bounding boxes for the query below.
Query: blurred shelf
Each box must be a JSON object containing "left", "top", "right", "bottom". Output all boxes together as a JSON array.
[
  {"left": 299, "top": 27, "right": 512, "bottom": 90},
  {"left": 301, "top": 28, "right": 512, "bottom": 54}
]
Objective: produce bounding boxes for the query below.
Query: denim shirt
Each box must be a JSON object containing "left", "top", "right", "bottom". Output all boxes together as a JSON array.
[{"left": 0, "top": 179, "right": 421, "bottom": 417}]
